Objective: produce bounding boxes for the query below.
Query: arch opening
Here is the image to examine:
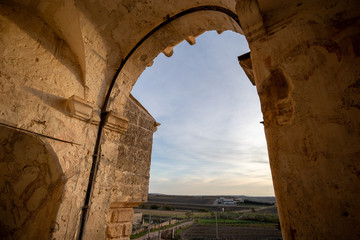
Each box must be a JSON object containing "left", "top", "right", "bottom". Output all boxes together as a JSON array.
[
  {"left": 0, "top": 1, "right": 359, "bottom": 240},
  {"left": 131, "top": 30, "right": 273, "bottom": 197},
  {"left": 102, "top": 7, "right": 278, "bottom": 239},
  {"left": 121, "top": 30, "right": 281, "bottom": 239}
]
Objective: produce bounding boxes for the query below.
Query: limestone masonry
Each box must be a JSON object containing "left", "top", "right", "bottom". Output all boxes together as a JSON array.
[{"left": 0, "top": 0, "right": 359, "bottom": 239}]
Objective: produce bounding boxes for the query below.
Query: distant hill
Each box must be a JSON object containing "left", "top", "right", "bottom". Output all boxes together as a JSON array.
[
  {"left": 148, "top": 194, "right": 217, "bottom": 205},
  {"left": 240, "top": 196, "right": 277, "bottom": 204},
  {"left": 147, "top": 193, "right": 276, "bottom": 205}
]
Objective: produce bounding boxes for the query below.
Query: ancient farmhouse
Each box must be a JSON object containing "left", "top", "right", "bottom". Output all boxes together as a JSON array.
[{"left": 0, "top": 0, "right": 359, "bottom": 239}]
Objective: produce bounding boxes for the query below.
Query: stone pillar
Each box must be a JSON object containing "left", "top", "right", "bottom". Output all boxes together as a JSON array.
[{"left": 237, "top": 0, "right": 360, "bottom": 239}]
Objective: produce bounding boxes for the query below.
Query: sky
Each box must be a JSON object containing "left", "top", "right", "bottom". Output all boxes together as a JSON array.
[{"left": 131, "top": 31, "right": 274, "bottom": 196}]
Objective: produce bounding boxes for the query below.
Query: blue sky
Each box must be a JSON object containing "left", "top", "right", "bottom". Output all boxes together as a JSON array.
[{"left": 131, "top": 31, "right": 274, "bottom": 196}]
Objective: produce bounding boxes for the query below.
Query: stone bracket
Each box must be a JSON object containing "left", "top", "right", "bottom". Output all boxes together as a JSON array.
[
  {"left": 104, "top": 111, "right": 129, "bottom": 134},
  {"left": 238, "top": 52, "right": 256, "bottom": 86},
  {"left": 65, "top": 95, "right": 94, "bottom": 122},
  {"left": 65, "top": 96, "right": 128, "bottom": 133}
]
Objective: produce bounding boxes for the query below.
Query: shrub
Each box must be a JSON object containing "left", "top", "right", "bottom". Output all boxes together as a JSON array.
[
  {"left": 138, "top": 204, "right": 147, "bottom": 209},
  {"left": 163, "top": 205, "right": 174, "bottom": 211}
]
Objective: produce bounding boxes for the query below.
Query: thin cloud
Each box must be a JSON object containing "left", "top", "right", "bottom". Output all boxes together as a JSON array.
[{"left": 132, "top": 31, "right": 274, "bottom": 196}]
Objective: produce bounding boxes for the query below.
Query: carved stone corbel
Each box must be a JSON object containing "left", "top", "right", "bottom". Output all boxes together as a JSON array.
[
  {"left": 64, "top": 95, "right": 100, "bottom": 125},
  {"left": 65, "top": 96, "right": 128, "bottom": 133},
  {"left": 65, "top": 95, "right": 93, "bottom": 121},
  {"left": 104, "top": 111, "right": 128, "bottom": 134},
  {"left": 238, "top": 52, "right": 256, "bottom": 86}
]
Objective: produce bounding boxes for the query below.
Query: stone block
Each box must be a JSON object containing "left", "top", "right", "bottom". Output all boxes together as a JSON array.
[
  {"left": 138, "top": 116, "right": 155, "bottom": 131},
  {"left": 123, "top": 125, "right": 137, "bottom": 146},
  {"left": 111, "top": 208, "right": 133, "bottom": 223},
  {"left": 123, "top": 222, "right": 132, "bottom": 236},
  {"left": 124, "top": 110, "right": 138, "bottom": 125},
  {"left": 116, "top": 145, "right": 132, "bottom": 171},
  {"left": 107, "top": 223, "right": 123, "bottom": 238}
]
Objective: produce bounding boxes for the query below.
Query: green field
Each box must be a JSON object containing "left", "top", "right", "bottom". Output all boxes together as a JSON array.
[{"left": 135, "top": 209, "right": 212, "bottom": 219}]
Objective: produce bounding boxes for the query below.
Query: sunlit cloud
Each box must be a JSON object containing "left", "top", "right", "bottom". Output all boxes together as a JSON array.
[{"left": 132, "top": 31, "right": 273, "bottom": 196}]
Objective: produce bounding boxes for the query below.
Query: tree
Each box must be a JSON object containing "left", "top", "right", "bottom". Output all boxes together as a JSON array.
[{"left": 185, "top": 212, "right": 193, "bottom": 219}]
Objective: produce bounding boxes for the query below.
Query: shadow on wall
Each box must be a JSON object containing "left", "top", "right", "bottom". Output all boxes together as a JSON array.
[
  {"left": 0, "top": 126, "right": 64, "bottom": 240},
  {"left": 24, "top": 86, "right": 68, "bottom": 116},
  {"left": 0, "top": 2, "right": 83, "bottom": 86}
]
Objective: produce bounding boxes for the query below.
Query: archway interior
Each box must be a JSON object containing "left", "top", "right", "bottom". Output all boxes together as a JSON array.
[
  {"left": 0, "top": 126, "right": 64, "bottom": 240},
  {"left": 131, "top": 31, "right": 274, "bottom": 196}
]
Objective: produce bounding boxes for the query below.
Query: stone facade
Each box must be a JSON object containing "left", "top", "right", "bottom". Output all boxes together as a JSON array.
[{"left": 0, "top": 0, "right": 359, "bottom": 239}]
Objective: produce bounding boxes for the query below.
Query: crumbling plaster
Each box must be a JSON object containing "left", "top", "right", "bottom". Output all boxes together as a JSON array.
[{"left": 0, "top": 0, "right": 359, "bottom": 239}]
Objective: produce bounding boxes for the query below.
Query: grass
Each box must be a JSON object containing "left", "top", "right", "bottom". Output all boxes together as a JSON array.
[
  {"left": 130, "top": 231, "right": 147, "bottom": 239},
  {"left": 175, "top": 223, "right": 193, "bottom": 235},
  {"left": 173, "top": 222, "right": 195, "bottom": 240},
  {"left": 195, "top": 212, "right": 280, "bottom": 228},
  {"left": 130, "top": 220, "right": 190, "bottom": 239},
  {"left": 135, "top": 209, "right": 187, "bottom": 218},
  {"left": 135, "top": 209, "right": 212, "bottom": 219}
]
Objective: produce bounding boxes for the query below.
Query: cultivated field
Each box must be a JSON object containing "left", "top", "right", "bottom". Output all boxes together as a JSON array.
[
  {"left": 132, "top": 194, "right": 282, "bottom": 239},
  {"left": 181, "top": 224, "right": 282, "bottom": 240},
  {"left": 134, "top": 209, "right": 198, "bottom": 219}
]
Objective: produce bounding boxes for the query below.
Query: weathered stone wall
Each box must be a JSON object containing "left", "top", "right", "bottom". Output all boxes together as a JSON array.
[
  {"left": 0, "top": 0, "right": 359, "bottom": 239},
  {"left": 112, "top": 95, "right": 157, "bottom": 205},
  {"left": 103, "top": 95, "right": 158, "bottom": 240},
  {"left": 0, "top": 3, "right": 98, "bottom": 239},
  {"left": 0, "top": 126, "right": 64, "bottom": 240},
  {"left": 236, "top": 0, "right": 360, "bottom": 239}
]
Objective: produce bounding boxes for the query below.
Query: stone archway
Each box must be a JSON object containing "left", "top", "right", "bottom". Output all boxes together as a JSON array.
[
  {"left": 100, "top": 1, "right": 360, "bottom": 239},
  {"left": 0, "top": 1, "right": 359, "bottom": 240},
  {"left": 98, "top": 6, "right": 247, "bottom": 240},
  {"left": 0, "top": 126, "right": 64, "bottom": 240}
]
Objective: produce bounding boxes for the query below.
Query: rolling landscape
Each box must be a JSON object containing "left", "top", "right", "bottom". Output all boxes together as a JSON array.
[{"left": 131, "top": 194, "right": 282, "bottom": 240}]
